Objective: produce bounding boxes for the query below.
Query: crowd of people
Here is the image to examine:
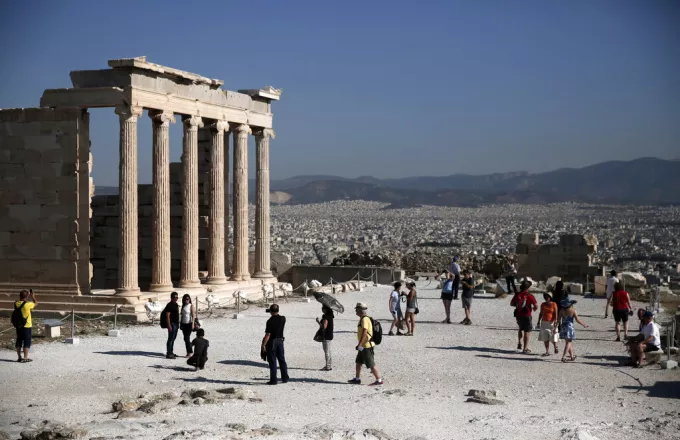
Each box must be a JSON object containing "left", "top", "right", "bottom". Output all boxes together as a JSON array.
[{"left": 8, "top": 256, "right": 665, "bottom": 380}]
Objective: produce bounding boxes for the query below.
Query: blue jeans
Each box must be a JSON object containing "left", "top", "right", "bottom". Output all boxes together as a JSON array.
[
  {"left": 267, "top": 339, "right": 289, "bottom": 383},
  {"left": 166, "top": 323, "right": 179, "bottom": 355}
]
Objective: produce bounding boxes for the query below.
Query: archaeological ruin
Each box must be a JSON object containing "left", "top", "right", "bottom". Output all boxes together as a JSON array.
[{"left": 0, "top": 57, "right": 281, "bottom": 318}]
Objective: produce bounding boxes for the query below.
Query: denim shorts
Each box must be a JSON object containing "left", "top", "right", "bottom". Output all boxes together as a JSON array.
[
  {"left": 16, "top": 327, "right": 32, "bottom": 349},
  {"left": 391, "top": 307, "right": 403, "bottom": 318}
]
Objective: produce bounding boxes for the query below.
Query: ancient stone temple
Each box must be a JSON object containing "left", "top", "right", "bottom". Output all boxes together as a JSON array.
[{"left": 0, "top": 57, "right": 281, "bottom": 318}]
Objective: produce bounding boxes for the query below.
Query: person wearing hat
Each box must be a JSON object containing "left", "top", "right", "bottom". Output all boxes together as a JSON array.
[
  {"left": 536, "top": 292, "right": 559, "bottom": 356},
  {"left": 510, "top": 280, "right": 538, "bottom": 354},
  {"left": 604, "top": 270, "right": 619, "bottom": 319},
  {"left": 261, "top": 304, "right": 289, "bottom": 385},
  {"left": 348, "top": 303, "right": 383, "bottom": 386},
  {"left": 630, "top": 311, "right": 660, "bottom": 368},
  {"left": 558, "top": 297, "right": 588, "bottom": 362}
]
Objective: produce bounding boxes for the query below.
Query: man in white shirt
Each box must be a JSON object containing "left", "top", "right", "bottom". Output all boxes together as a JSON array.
[
  {"left": 388, "top": 282, "right": 404, "bottom": 336},
  {"left": 631, "top": 311, "right": 660, "bottom": 368},
  {"left": 604, "top": 270, "right": 619, "bottom": 319},
  {"left": 448, "top": 256, "right": 461, "bottom": 300}
]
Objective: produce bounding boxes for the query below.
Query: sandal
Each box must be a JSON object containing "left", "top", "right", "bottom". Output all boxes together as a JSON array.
[
  {"left": 570, "top": 356, "right": 577, "bottom": 362},
  {"left": 517, "top": 343, "right": 522, "bottom": 350},
  {"left": 541, "top": 353, "right": 550, "bottom": 357},
  {"left": 522, "top": 349, "right": 532, "bottom": 354},
  {"left": 21, "top": 358, "right": 33, "bottom": 363},
  {"left": 561, "top": 357, "right": 568, "bottom": 363},
  {"left": 554, "top": 348, "right": 559, "bottom": 354}
]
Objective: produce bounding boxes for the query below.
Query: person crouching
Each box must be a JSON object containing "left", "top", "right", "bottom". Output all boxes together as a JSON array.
[{"left": 187, "top": 328, "right": 209, "bottom": 371}]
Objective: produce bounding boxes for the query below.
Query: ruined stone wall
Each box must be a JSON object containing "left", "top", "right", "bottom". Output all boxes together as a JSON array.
[
  {"left": 0, "top": 108, "right": 91, "bottom": 294},
  {"left": 516, "top": 233, "right": 598, "bottom": 281}
]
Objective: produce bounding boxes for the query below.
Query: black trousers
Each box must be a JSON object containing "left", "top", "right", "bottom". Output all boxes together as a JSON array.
[
  {"left": 505, "top": 276, "right": 518, "bottom": 294},
  {"left": 267, "top": 339, "right": 289, "bottom": 383},
  {"left": 180, "top": 323, "right": 193, "bottom": 354}
]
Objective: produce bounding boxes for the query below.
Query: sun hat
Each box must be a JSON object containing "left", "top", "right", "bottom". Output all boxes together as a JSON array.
[
  {"left": 543, "top": 292, "right": 552, "bottom": 299},
  {"left": 642, "top": 310, "right": 654, "bottom": 318},
  {"left": 355, "top": 302, "right": 368, "bottom": 310},
  {"left": 560, "top": 297, "right": 577, "bottom": 308}
]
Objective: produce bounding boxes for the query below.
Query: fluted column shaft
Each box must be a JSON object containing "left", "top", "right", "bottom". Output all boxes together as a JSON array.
[
  {"left": 179, "top": 115, "right": 203, "bottom": 288},
  {"left": 206, "top": 121, "right": 228, "bottom": 284},
  {"left": 224, "top": 129, "right": 231, "bottom": 275},
  {"left": 115, "top": 105, "right": 143, "bottom": 295},
  {"left": 254, "top": 129, "right": 275, "bottom": 278},
  {"left": 231, "top": 124, "right": 251, "bottom": 281},
  {"left": 149, "top": 110, "right": 175, "bottom": 292}
]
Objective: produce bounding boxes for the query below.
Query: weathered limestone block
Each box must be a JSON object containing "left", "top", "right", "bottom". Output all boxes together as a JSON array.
[{"left": 620, "top": 272, "right": 646, "bottom": 288}]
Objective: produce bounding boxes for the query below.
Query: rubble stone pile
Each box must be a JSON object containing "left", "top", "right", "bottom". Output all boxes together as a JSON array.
[{"left": 331, "top": 251, "right": 395, "bottom": 267}]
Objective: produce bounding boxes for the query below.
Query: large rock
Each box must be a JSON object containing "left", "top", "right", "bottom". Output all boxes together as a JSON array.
[
  {"left": 20, "top": 423, "right": 88, "bottom": 440},
  {"left": 628, "top": 287, "right": 646, "bottom": 299},
  {"left": 568, "top": 283, "right": 584, "bottom": 295},
  {"left": 466, "top": 396, "right": 505, "bottom": 405},
  {"left": 546, "top": 276, "right": 561, "bottom": 290},
  {"left": 619, "top": 272, "right": 646, "bottom": 288}
]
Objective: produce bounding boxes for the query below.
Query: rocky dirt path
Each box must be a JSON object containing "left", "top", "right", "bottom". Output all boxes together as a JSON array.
[{"left": 1, "top": 282, "right": 678, "bottom": 440}]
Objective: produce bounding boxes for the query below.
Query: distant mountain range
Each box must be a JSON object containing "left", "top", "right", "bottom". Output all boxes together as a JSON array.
[{"left": 95, "top": 157, "right": 680, "bottom": 206}]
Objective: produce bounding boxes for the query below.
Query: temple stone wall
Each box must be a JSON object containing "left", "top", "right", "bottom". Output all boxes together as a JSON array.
[
  {"left": 0, "top": 108, "right": 92, "bottom": 294},
  {"left": 516, "top": 233, "right": 600, "bottom": 281}
]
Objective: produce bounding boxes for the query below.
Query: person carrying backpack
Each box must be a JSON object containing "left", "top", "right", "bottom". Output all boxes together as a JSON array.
[
  {"left": 13, "top": 289, "right": 38, "bottom": 363},
  {"left": 348, "top": 303, "right": 383, "bottom": 386},
  {"left": 510, "top": 281, "right": 538, "bottom": 354}
]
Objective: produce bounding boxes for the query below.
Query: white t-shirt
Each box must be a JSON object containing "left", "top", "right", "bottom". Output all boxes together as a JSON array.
[
  {"left": 641, "top": 321, "right": 660, "bottom": 347},
  {"left": 605, "top": 276, "right": 618, "bottom": 298},
  {"left": 449, "top": 262, "right": 460, "bottom": 276},
  {"left": 390, "top": 291, "right": 400, "bottom": 309}
]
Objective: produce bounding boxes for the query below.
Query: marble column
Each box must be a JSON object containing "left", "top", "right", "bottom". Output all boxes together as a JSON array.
[
  {"left": 115, "top": 104, "right": 143, "bottom": 295},
  {"left": 149, "top": 110, "right": 175, "bottom": 292},
  {"left": 206, "top": 120, "right": 228, "bottom": 284},
  {"left": 179, "top": 115, "right": 203, "bottom": 288},
  {"left": 253, "top": 128, "right": 275, "bottom": 278},
  {"left": 230, "top": 124, "right": 251, "bottom": 281},
  {"left": 224, "top": 127, "right": 231, "bottom": 276}
]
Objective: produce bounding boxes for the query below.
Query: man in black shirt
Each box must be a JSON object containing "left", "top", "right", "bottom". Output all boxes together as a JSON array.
[
  {"left": 164, "top": 292, "right": 180, "bottom": 359},
  {"left": 261, "top": 304, "right": 289, "bottom": 385}
]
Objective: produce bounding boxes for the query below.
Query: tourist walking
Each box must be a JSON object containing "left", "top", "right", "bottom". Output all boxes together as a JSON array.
[
  {"left": 13, "top": 289, "right": 37, "bottom": 363},
  {"left": 180, "top": 294, "right": 197, "bottom": 358},
  {"left": 261, "top": 304, "right": 289, "bottom": 385},
  {"left": 441, "top": 273, "right": 454, "bottom": 323},
  {"left": 504, "top": 258, "right": 518, "bottom": 295},
  {"left": 460, "top": 270, "right": 474, "bottom": 325},
  {"left": 317, "top": 305, "right": 334, "bottom": 370},
  {"left": 163, "top": 292, "right": 180, "bottom": 359},
  {"left": 404, "top": 282, "right": 418, "bottom": 336},
  {"left": 388, "top": 282, "right": 404, "bottom": 336},
  {"left": 348, "top": 303, "right": 383, "bottom": 386},
  {"left": 559, "top": 298, "right": 588, "bottom": 362},
  {"left": 630, "top": 311, "right": 660, "bottom": 368},
  {"left": 610, "top": 282, "right": 633, "bottom": 342},
  {"left": 510, "top": 280, "right": 538, "bottom": 353},
  {"left": 604, "top": 270, "right": 619, "bottom": 318},
  {"left": 553, "top": 281, "right": 566, "bottom": 313},
  {"left": 187, "top": 328, "right": 209, "bottom": 371},
  {"left": 448, "top": 256, "right": 461, "bottom": 299},
  {"left": 537, "top": 292, "right": 559, "bottom": 356}
]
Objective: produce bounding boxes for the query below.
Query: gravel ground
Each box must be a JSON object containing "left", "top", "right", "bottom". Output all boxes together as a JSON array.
[{"left": 1, "top": 281, "right": 679, "bottom": 440}]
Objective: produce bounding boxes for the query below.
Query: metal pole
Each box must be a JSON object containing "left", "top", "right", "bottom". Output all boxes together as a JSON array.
[
  {"left": 71, "top": 308, "right": 75, "bottom": 339},
  {"left": 237, "top": 295, "right": 241, "bottom": 315},
  {"left": 114, "top": 306, "right": 118, "bottom": 329}
]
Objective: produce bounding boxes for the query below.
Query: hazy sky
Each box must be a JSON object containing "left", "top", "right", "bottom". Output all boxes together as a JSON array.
[{"left": 1, "top": 1, "right": 678, "bottom": 186}]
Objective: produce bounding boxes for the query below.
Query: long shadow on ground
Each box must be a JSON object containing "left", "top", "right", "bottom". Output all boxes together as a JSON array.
[
  {"left": 475, "top": 354, "right": 544, "bottom": 362},
  {"left": 149, "top": 364, "right": 195, "bottom": 372},
  {"left": 619, "top": 381, "right": 680, "bottom": 399},
  {"left": 426, "top": 345, "right": 519, "bottom": 355},
  {"left": 95, "top": 350, "right": 165, "bottom": 358},
  {"left": 176, "top": 376, "right": 257, "bottom": 385},
  {"left": 217, "top": 359, "right": 328, "bottom": 372}
]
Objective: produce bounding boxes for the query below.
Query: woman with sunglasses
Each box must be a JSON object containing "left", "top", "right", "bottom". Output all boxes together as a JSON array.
[{"left": 180, "top": 294, "right": 197, "bottom": 358}]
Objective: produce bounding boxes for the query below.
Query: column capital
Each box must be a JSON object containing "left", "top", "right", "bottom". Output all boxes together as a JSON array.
[
  {"left": 115, "top": 104, "right": 143, "bottom": 121},
  {"left": 209, "top": 120, "right": 230, "bottom": 133},
  {"left": 234, "top": 124, "right": 252, "bottom": 135},
  {"left": 182, "top": 115, "right": 204, "bottom": 131},
  {"left": 148, "top": 110, "right": 175, "bottom": 126},
  {"left": 255, "top": 128, "right": 276, "bottom": 140}
]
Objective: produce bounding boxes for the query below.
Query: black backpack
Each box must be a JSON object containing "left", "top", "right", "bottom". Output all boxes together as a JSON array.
[
  {"left": 363, "top": 316, "right": 383, "bottom": 346},
  {"left": 12, "top": 301, "right": 28, "bottom": 329},
  {"left": 159, "top": 304, "right": 169, "bottom": 328}
]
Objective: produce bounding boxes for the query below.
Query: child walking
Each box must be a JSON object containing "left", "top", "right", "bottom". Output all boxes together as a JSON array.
[{"left": 559, "top": 298, "right": 588, "bottom": 362}]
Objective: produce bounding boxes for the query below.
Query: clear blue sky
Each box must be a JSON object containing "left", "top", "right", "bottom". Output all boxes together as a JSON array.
[{"left": 1, "top": 1, "right": 678, "bottom": 186}]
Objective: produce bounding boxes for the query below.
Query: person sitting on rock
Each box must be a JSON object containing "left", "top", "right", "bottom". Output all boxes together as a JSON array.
[
  {"left": 629, "top": 311, "right": 660, "bottom": 369},
  {"left": 187, "top": 328, "right": 209, "bottom": 371}
]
